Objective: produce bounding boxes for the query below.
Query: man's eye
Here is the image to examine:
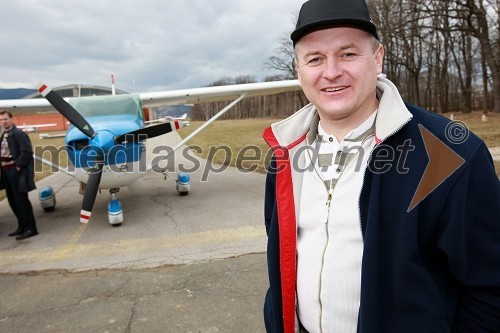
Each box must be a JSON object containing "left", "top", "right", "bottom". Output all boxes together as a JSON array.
[{"left": 307, "top": 57, "right": 321, "bottom": 64}]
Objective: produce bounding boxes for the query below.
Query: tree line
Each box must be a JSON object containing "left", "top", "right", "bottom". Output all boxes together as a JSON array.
[
  {"left": 191, "top": 75, "right": 306, "bottom": 120},
  {"left": 369, "top": 0, "right": 499, "bottom": 114},
  {"left": 192, "top": 0, "right": 499, "bottom": 120}
]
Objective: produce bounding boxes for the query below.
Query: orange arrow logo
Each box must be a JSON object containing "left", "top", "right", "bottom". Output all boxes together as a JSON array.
[{"left": 408, "top": 124, "right": 465, "bottom": 212}]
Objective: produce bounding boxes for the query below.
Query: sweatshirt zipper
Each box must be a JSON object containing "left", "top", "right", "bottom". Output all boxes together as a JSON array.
[
  {"left": 312, "top": 118, "right": 382, "bottom": 332},
  {"left": 317, "top": 139, "right": 368, "bottom": 331},
  {"left": 319, "top": 188, "right": 333, "bottom": 332}
]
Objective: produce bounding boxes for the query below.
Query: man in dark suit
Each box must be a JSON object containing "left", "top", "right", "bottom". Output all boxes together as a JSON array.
[{"left": 0, "top": 110, "right": 38, "bottom": 240}]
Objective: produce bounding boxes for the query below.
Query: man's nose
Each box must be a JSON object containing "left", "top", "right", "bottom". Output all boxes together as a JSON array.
[{"left": 322, "top": 58, "right": 343, "bottom": 80}]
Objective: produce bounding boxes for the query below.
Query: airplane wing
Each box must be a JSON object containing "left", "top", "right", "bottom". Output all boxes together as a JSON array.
[
  {"left": 0, "top": 98, "right": 53, "bottom": 110},
  {"left": 138, "top": 80, "right": 301, "bottom": 107},
  {"left": 0, "top": 80, "right": 301, "bottom": 110}
]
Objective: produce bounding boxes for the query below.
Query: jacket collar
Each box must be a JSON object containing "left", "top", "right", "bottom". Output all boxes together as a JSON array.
[
  {"left": 264, "top": 103, "right": 317, "bottom": 149},
  {"left": 374, "top": 75, "right": 413, "bottom": 144}
]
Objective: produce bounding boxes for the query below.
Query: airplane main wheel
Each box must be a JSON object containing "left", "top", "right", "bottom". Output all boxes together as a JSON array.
[
  {"left": 177, "top": 172, "right": 190, "bottom": 196},
  {"left": 39, "top": 186, "right": 56, "bottom": 212},
  {"left": 108, "top": 196, "right": 123, "bottom": 226}
]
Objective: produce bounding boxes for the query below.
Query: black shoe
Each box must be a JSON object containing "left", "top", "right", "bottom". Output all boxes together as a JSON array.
[
  {"left": 8, "top": 229, "right": 24, "bottom": 237},
  {"left": 16, "top": 230, "right": 38, "bottom": 240}
]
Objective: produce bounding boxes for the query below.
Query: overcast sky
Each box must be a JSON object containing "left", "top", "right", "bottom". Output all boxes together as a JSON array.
[{"left": 0, "top": 0, "right": 303, "bottom": 93}]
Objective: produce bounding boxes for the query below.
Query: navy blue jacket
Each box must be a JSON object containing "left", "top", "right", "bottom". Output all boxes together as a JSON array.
[
  {"left": 0, "top": 125, "right": 36, "bottom": 193},
  {"left": 263, "top": 104, "right": 500, "bottom": 332}
]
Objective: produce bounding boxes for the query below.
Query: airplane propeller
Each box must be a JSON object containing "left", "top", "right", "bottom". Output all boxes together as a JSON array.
[
  {"left": 80, "top": 158, "right": 104, "bottom": 223},
  {"left": 37, "top": 84, "right": 96, "bottom": 138},
  {"left": 114, "top": 121, "right": 182, "bottom": 144},
  {"left": 37, "top": 83, "right": 185, "bottom": 223}
]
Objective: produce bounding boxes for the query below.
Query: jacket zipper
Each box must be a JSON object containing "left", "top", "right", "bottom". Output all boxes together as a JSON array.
[
  {"left": 358, "top": 119, "right": 411, "bottom": 238},
  {"left": 319, "top": 188, "right": 332, "bottom": 332},
  {"left": 355, "top": 119, "right": 411, "bottom": 333}
]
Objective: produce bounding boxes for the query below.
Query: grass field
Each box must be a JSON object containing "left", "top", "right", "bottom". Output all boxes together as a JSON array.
[
  {"left": 440, "top": 111, "right": 500, "bottom": 175},
  {"left": 447, "top": 112, "right": 500, "bottom": 148},
  {"left": 178, "top": 119, "right": 276, "bottom": 174}
]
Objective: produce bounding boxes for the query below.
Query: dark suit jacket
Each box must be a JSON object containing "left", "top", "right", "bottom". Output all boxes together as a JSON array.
[{"left": 0, "top": 125, "right": 36, "bottom": 193}]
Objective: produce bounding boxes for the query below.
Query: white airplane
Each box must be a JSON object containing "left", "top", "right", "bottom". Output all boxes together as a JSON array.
[
  {"left": 0, "top": 79, "right": 301, "bottom": 226},
  {"left": 18, "top": 123, "right": 57, "bottom": 132},
  {"left": 145, "top": 113, "right": 189, "bottom": 127}
]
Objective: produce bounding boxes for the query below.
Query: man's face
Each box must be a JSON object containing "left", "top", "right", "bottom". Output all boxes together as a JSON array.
[
  {"left": 295, "top": 27, "right": 384, "bottom": 129},
  {"left": 0, "top": 114, "right": 13, "bottom": 130}
]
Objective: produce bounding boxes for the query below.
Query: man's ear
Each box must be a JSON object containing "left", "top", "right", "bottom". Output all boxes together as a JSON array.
[
  {"left": 375, "top": 44, "right": 385, "bottom": 75},
  {"left": 295, "top": 59, "right": 302, "bottom": 85}
]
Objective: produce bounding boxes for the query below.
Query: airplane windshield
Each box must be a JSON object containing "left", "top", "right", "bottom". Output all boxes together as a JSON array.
[{"left": 68, "top": 94, "right": 143, "bottom": 119}]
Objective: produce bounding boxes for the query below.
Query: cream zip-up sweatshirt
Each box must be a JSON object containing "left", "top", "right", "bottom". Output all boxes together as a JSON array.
[{"left": 296, "top": 112, "right": 376, "bottom": 333}]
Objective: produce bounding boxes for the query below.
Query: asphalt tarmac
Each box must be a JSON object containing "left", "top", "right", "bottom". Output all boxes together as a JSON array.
[{"left": 0, "top": 133, "right": 269, "bottom": 333}]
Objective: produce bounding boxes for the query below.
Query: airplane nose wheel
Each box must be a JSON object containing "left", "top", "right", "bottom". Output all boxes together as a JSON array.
[{"left": 107, "top": 189, "right": 123, "bottom": 227}]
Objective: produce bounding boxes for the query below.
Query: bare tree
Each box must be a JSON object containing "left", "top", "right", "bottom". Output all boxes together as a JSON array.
[
  {"left": 460, "top": 0, "right": 500, "bottom": 112},
  {"left": 263, "top": 35, "right": 297, "bottom": 80},
  {"left": 370, "top": 0, "right": 428, "bottom": 106},
  {"left": 450, "top": 31, "right": 476, "bottom": 113},
  {"left": 369, "top": 0, "right": 499, "bottom": 113}
]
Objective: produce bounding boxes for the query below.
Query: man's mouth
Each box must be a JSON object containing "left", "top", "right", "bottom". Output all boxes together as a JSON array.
[{"left": 322, "top": 86, "right": 347, "bottom": 92}]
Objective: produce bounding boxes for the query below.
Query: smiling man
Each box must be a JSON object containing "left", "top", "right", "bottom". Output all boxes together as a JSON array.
[
  {"left": 262, "top": 0, "right": 500, "bottom": 332},
  {"left": 295, "top": 26, "right": 383, "bottom": 141}
]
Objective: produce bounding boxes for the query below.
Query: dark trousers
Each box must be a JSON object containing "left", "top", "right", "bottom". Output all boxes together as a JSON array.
[{"left": 2, "top": 167, "right": 37, "bottom": 232}]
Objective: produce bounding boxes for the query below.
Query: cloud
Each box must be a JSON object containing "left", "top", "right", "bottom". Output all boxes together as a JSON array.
[{"left": 0, "top": 0, "right": 302, "bottom": 92}]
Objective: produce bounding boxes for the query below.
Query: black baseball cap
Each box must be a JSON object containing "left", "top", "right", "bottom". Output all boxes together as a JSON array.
[{"left": 291, "top": 0, "right": 379, "bottom": 45}]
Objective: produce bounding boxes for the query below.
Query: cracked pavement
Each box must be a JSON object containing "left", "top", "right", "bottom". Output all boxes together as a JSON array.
[
  {"left": 0, "top": 254, "right": 268, "bottom": 332},
  {"left": 0, "top": 133, "right": 269, "bottom": 332}
]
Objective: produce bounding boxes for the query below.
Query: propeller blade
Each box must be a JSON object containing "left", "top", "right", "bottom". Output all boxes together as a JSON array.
[
  {"left": 80, "top": 159, "right": 104, "bottom": 223},
  {"left": 114, "top": 120, "right": 185, "bottom": 144},
  {"left": 37, "top": 83, "right": 96, "bottom": 138}
]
